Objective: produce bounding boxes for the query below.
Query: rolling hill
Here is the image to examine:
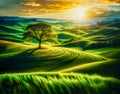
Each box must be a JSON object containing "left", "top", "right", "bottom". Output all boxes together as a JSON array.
[
  {"left": 59, "top": 59, "right": 120, "bottom": 78},
  {"left": 0, "top": 16, "right": 120, "bottom": 94},
  {"left": 60, "top": 20, "right": 120, "bottom": 49},
  {"left": 0, "top": 40, "right": 107, "bottom": 73}
]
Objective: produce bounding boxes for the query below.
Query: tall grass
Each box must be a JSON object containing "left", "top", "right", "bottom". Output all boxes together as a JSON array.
[{"left": 0, "top": 73, "right": 119, "bottom": 94}]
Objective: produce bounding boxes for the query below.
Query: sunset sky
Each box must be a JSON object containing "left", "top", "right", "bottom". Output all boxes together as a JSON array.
[{"left": 0, "top": 0, "right": 120, "bottom": 20}]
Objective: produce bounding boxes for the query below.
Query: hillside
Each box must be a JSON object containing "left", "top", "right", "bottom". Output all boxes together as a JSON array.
[
  {"left": 59, "top": 59, "right": 120, "bottom": 78},
  {"left": 60, "top": 21, "right": 120, "bottom": 49},
  {"left": 0, "top": 16, "right": 120, "bottom": 94},
  {"left": 0, "top": 17, "right": 120, "bottom": 50},
  {"left": 0, "top": 40, "right": 107, "bottom": 73}
]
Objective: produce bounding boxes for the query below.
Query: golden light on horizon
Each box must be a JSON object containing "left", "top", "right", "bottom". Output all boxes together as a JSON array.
[
  {"left": 33, "top": 7, "right": 89, "bottom": 22},
  {"left": 68, "top": 7, "right": 88, "bottom": 20}
]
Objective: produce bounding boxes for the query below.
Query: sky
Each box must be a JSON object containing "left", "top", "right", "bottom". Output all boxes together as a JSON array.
[{"left": 0, "top": 0, "right": 120, "bottom": 20}]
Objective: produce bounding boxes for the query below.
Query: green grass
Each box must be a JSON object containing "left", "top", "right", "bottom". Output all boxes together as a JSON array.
[
  {"left": 0, "top": 19, "right": 120, "bottom": 94},
  {"left": 4, "top": 25, "right": 24, "bottom": 32},
  {"left": 0, "top": 40, "right": 107, "bottom": 73},
  {"left": 0, "top": 72, "right": 120, "bottom": 94},
  {"left": 86, "top": 47, "right": 120, "bottom": 59},
  {"left": 57, "top": 32, "right": 80, "bottom": 39},
  {"left": 59, "top": 59, "right": 120, "bottom": 78}
]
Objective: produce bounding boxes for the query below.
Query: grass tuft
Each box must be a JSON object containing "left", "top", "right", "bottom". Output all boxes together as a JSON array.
[{"left": 0, "top": 73, "right": 119, "bottom": 94}]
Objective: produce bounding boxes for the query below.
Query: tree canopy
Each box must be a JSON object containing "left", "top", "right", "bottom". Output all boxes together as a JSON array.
[{"left": 23, "top": 22, "right": 58, "bottom": 48}]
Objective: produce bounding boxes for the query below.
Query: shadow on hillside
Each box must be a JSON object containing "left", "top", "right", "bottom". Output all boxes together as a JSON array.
[
  {"left": 72, "top": 59, "right": 120, "bottom": 78},
  {"left": 0, "top": 45, "right": 7, "bottom": 53},
  {"left": 0, "top": 48, "right": 39, "bottom": 73}
]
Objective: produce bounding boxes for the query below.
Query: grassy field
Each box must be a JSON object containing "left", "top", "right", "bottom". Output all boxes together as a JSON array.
[
  {"left": 0, "top": 40, "right": 107, "bottom": 73},
  {"left": 0, "top": 18, "right": 120, "bottom": 94},
  {"left": 0, "top": 73, "right": 120, "bottom": 94}
]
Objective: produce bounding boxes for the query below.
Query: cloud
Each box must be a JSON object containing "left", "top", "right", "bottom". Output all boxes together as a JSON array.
[
  {"left": 0, "top": 0, "right": 83, "bottom": 16},
  {"left": 86, "top": 4, "right": 120, "bottom": 18},
  {"left": 86, "top": 5, "right": 109, "bottom": 18},
  {"left": 19, "top": 0, "right": 82, "bottom": 16},
  {"left": 18, "top": 0, "right": 120, "bottom": 16},
  {"left": 21, "top": 1, "right": 41, "bottom": 7},
  {"left": 0, "top": 0, "right": 26, "bottom": 9},
  {"left": 99, "top": 0, "right": 120, "bottom": 4},
  {"left": 0, "top": 0, "right": 28, "bottom": 16},
  {"left": 0, "top": 0, "right": 120, "bottom": 17}
]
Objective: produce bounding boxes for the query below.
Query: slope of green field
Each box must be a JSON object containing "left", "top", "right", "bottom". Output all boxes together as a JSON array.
[
  {"left": 0, "top": 25, "right": 23, "bottom": 42},
  {"left": 59, "top": 59, "right": 120, "bottom": 78},
  {"left": 86, "top": 47, "right": 120, "bottom": 59},
  {"left": 0, "top": 18, "right": 120, "bottom": 94},
  {"left": 0, "top": 20, "right": 119, "bottom": 50},
  {"left": 0, "top": 73, "right": 119, "bottom": 94},
  {"left": 59, "top": 47, "right": 120, "bottom": 78},
  {"left": 57, "top": 32, "right": 80, "bottom": 39},
  {"left": 0, "top": 40, "right": 107, "bottom": 73}
]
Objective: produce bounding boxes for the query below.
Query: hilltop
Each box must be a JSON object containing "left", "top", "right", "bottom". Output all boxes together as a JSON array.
[{"left": 0, "top": 40, "right": 107, "bottom": 73}]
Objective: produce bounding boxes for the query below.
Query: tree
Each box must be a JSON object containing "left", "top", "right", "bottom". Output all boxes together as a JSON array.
[{"left": 23, "top": 22, "right": 59, "bottom": 49}]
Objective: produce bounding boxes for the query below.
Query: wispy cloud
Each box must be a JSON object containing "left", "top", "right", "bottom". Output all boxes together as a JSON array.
[
  {"left": 99, "top": 0, "right": 120, "bottom": 4},
  {"left": 21, "top": 1, "right": 41, "bottom": 7},
  {"left": 0, "top": 0, "right": 120, "bottom": 17},
  {"left": 20, "top": 0, "right": 82, "bottom": 16},
  {"left": 86, "top": 4, "right": 120, "bottom": 18}
]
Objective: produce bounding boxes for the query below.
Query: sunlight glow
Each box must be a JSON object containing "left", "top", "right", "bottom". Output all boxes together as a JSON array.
[
  {"left": 33, "top": 7, "right": 89, "bottom": 22},
  {"left": 68, "top": 7, "right": 88, "bottom": 19}
]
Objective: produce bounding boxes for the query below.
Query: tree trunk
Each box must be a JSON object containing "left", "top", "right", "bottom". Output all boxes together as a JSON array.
[
  {"left": 38, "top": 35, "right": 43, "bottom": 49},
  {"left": 38, "top": 40, "right": 41, "bottom": 49}
]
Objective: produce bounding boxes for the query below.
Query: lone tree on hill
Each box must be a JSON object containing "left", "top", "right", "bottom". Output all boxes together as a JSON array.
[{"left": 23, "top": 22, "right": 59, "bottom": 49}]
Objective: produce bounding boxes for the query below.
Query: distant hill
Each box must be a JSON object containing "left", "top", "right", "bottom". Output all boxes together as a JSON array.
[
  {"left": 0, "top": 16, "right": 120, "bottom": 50},
  {"left": 79, "top": 18, "right": 120, "bottom": 30},
  {"left": 0, "top": 16, "right": 66, "bottom": 23},
  {"left": 0, "top": 16, "right": 39, "bottom": 22},
  {"left": 61, "top": 19, "right": 120, "bottom": 49}
]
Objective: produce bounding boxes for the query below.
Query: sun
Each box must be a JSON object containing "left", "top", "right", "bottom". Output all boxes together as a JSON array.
[
  {"left": 34, "top": 7, "right": 88, "bottom": 22},
  {"left": 66, "top": 7, "right": 88, "bottom": 21},
  {"left": 69, "top": 7, "right": 88, "bottom": 19}
]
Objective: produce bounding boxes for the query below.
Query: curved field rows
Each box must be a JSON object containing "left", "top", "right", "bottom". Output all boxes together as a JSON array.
[
  {"left": 0, "top": 40, "right": 108, "bottom": 73},
  {"left": 30, "top": 47, "right": 107, "bottom": 68}
]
